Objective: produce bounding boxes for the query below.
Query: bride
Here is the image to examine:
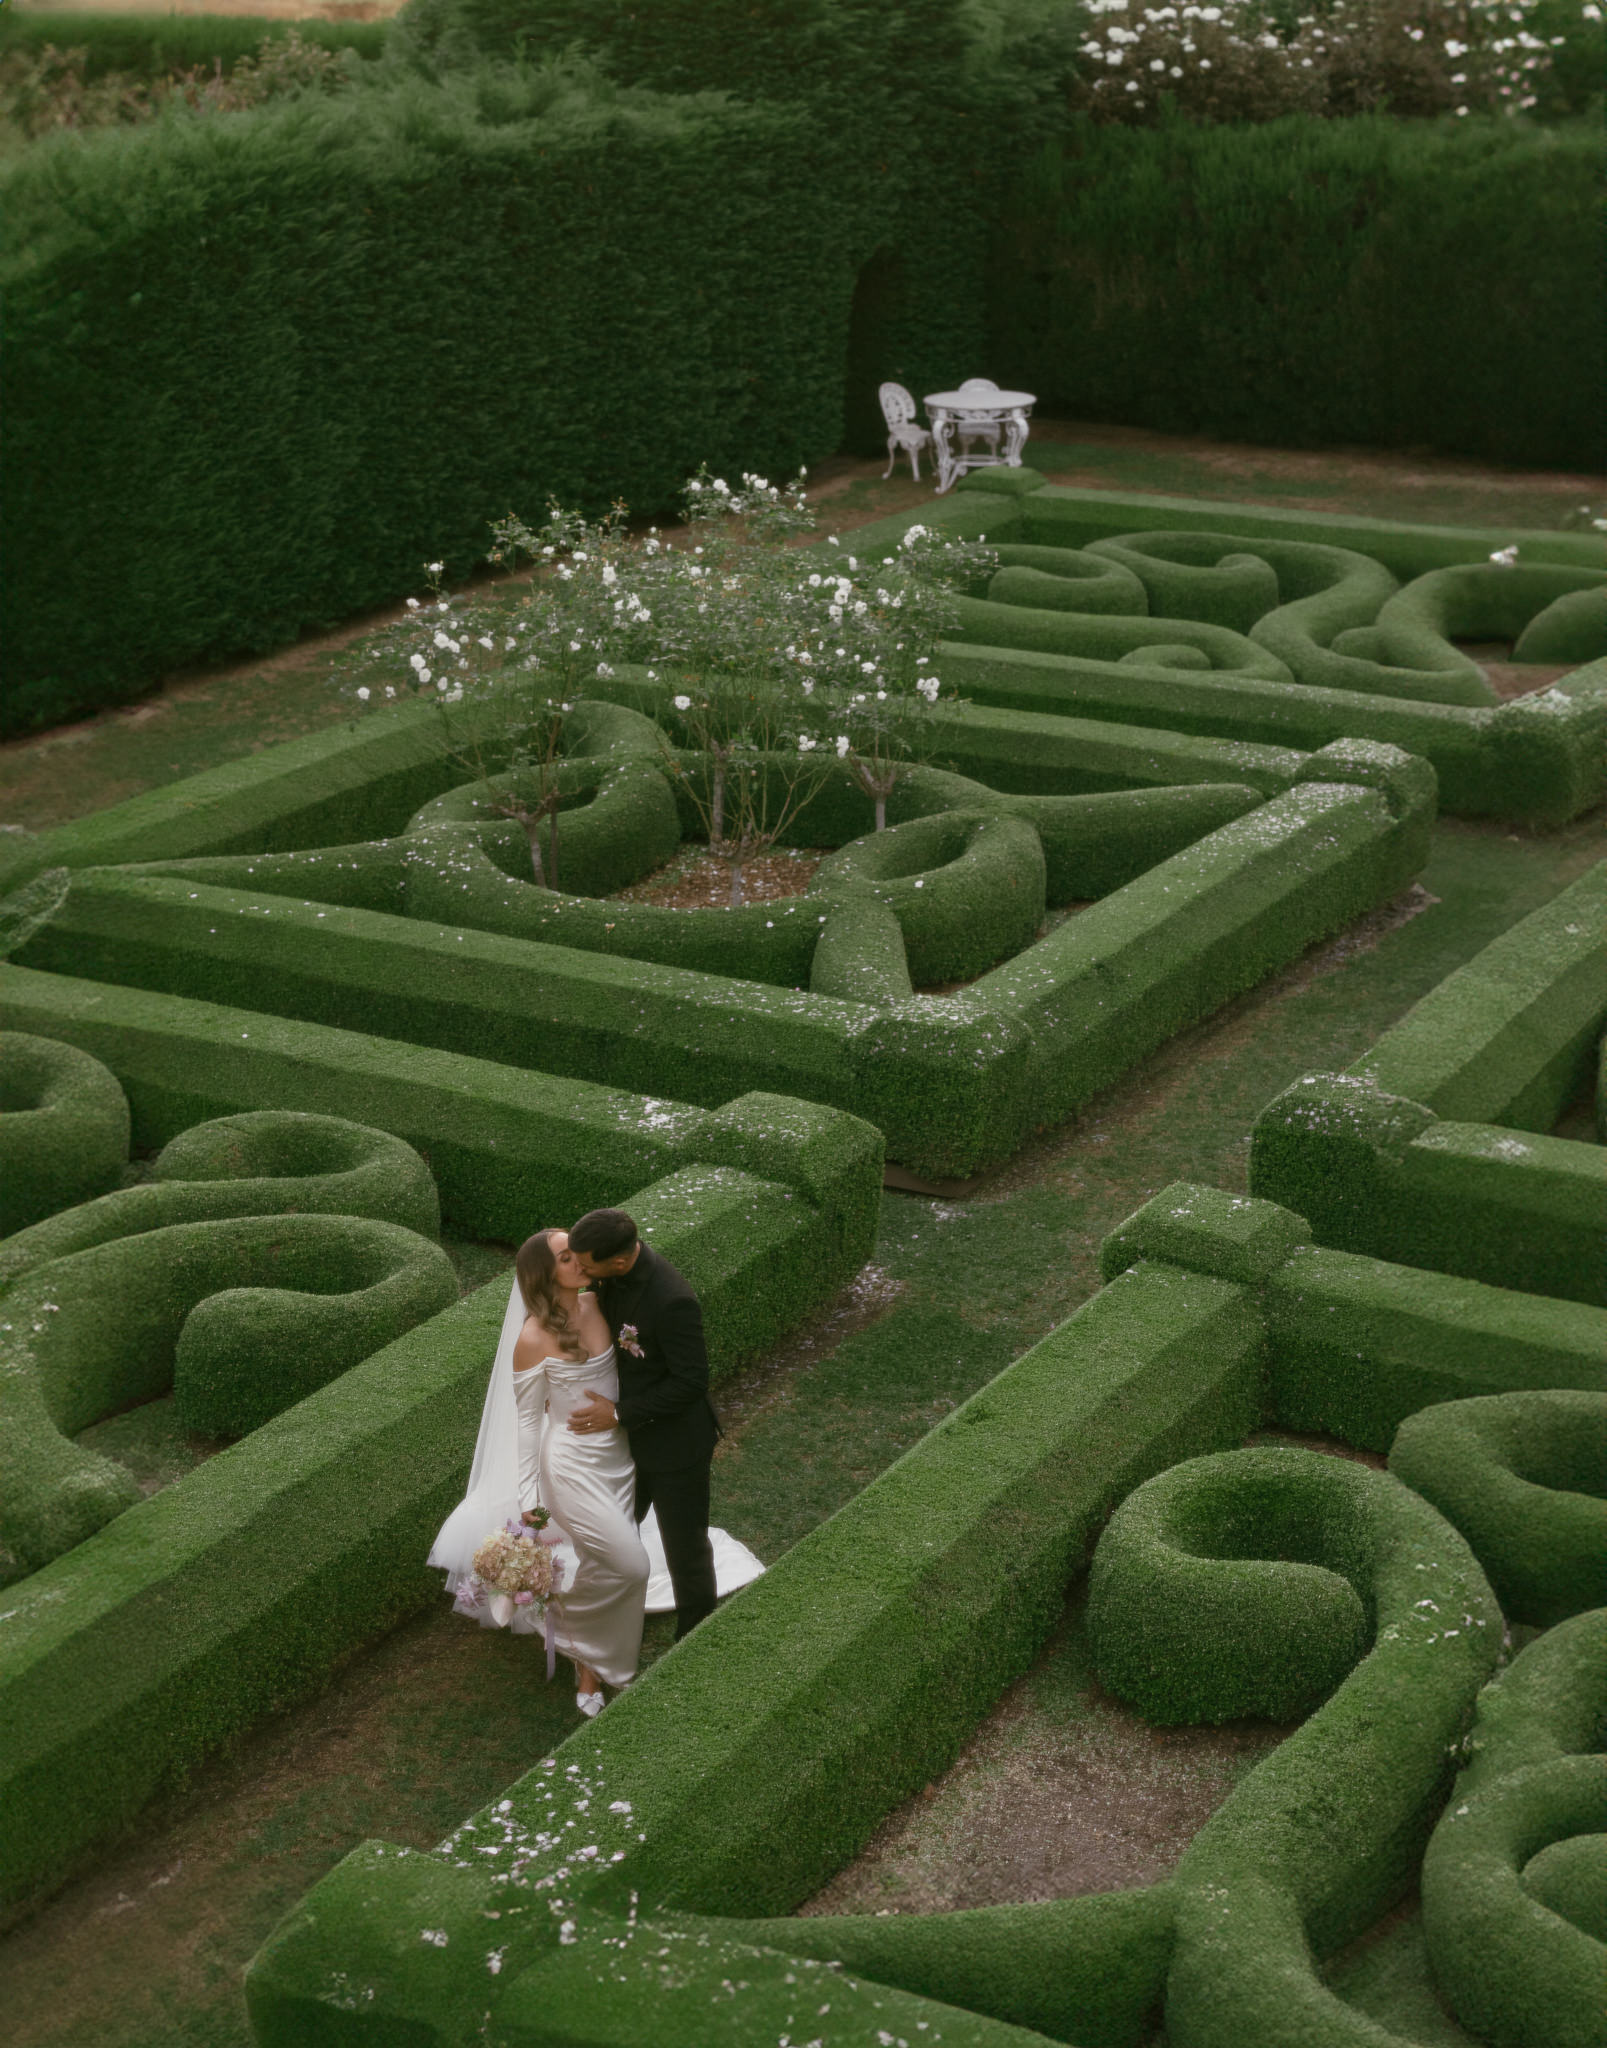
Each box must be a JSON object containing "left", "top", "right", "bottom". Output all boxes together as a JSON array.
[{"left": 429, "top": 1229, "right": 649, "bottom": 1715}]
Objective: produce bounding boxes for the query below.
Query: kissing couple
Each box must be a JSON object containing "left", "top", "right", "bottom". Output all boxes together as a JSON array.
[{"left": 428, "top": 1209, "right": 761, "bottom": 1715}]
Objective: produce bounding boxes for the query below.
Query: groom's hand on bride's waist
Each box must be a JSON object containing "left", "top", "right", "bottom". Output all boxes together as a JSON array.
[{"left": 568, "top": 1392, "right": 619, "bottom": 1434}]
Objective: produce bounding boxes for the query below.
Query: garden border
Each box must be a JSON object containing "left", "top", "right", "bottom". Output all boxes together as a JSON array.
[
  {"left": 831, "top": 476, "right": 1607, "bottom": 825},
  {"left": 243, "top": 1178, "right": 1605, "bottom": 2048},
  {"left": 0, "top": 1025, "right": 882, "bottom": 1911},
  {"left": 12, "top": 690, "right": 1436, "bottom": 1177},
  {"left": 1249, "top": 861, "right": 1607, "bottom": 1304}
]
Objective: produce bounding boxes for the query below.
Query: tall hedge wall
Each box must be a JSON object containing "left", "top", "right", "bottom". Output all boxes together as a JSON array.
[
  {"left": 0, "top": 71, "right": 873, "bottom": 733},
  {"left": 990, "top": 114, "right": 1607, "bottom": 472}
]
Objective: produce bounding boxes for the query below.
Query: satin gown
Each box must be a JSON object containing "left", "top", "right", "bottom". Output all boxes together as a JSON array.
[{"left": 514, "top": 1343, "right": 648, "bottom": 1689}]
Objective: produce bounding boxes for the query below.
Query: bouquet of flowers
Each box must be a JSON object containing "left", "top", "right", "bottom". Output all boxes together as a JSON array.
[{"left": 457, "top": 1509, "right": 562, "bottom": 1631}]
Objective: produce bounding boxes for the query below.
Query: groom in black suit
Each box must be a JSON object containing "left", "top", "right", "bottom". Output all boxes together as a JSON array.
[{"left": 565, "top": 1208, "right": 720, "bottom": 1639}]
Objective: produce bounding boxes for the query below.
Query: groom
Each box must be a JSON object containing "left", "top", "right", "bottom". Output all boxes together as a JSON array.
[{"left": 565, "top": 1208, "right": 720, "bottom": 1639}]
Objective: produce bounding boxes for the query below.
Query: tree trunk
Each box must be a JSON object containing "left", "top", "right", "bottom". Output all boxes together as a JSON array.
[
  {"left": 874, "top": 792, "right": 887, "bottom": 832},
  {"left": 728, "top": 858, "right": 745, "bottom": 908},
  {"left": 546, "top": 796, "right": 560, "bottom": 892},
  {"left": 711, "top": 758, "right": 726, "bottom": 847},
  {"left": 521, "top": 814, "right": 547, "bottom": 888}
]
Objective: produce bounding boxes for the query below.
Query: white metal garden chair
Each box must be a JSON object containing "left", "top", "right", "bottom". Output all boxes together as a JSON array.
[{"left": 879, "top": 383, "right": 934, "bottom": 481}]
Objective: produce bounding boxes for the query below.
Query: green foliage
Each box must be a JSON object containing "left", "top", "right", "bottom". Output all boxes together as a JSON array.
[
  {"left": 1103, "top": 1178, "right": 1607, "bottom": 1451},
  {"left": 1066, "top": 0, "right": 1606, "bottom": 127},
  {"left": 0, "top": 65, "right": 875, "bottom": 734},
  {"left": 0, "top": 27, "right": 367, "bottom": 150},
  {"left": 1388, "top": 1391, "right": 1607, "bottom": 1626},
  {"left": 738, "top": 1888, "right": 1177, "bottom": 2048},
  {"left": 0, "top": 1027, "right": 130, "bottom": 1234},
  {"left": 992, "top": 114, "right": 1607, "bottom": 470},
  {"left": 1422, "top": 1615, "right": 1607, "bottom": 2048},
  {"left": 1251, "top": 860, "right": 1607, "bottom": 1302},
  {"left": 0, "top": 1080, "right": 882, "bottom": 1906},
  {"left": 1089, "top": 1446, "right": 1376, "bottom": 1725},
  {"left": 242, "top": 1257, "right": 1265, "bottom": 2038},
  {"left": 1160, "top": 1464, "right": 1499, "bottom": 2048},
  {"left": 14, "top": 738, "right": 1430, "bottom": 1178},
  {"left": 0, "top": 1105, "right": 457, "bottom": 1571}
]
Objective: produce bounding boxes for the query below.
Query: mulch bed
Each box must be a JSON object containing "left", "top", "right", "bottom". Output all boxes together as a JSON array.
[{"left": 612, "top": 847, "right": 824, "bottom": 910}]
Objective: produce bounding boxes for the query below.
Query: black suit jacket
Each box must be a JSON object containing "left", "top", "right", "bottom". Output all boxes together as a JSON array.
[{"left": 595, "top": 1245, "right": 720, "bottom": 1473}]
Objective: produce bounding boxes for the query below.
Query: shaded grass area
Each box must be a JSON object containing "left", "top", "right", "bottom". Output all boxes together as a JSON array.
[{"left": 3, "top": 807, "right": 1601, "bottom": 2047}]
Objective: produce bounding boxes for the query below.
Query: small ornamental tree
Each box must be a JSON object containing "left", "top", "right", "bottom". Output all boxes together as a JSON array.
[
  {"left": 794, "top": 520, "right": 986, "bottom": 830},
  {"left": 337, "top": 467, "right": 993, "bottom": 899},
  {"left": 337, "top": 543, "right": 604, "bottom": 889}
]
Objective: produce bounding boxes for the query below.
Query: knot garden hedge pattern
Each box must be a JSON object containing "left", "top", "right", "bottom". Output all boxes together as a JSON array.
[{"left": 1, "top": 478, "right": 1604, "bottom": 2046}]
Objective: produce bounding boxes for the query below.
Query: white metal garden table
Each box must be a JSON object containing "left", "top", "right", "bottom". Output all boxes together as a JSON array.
[{"left": 924, "top": 379, "right": 1036, "bottom": 493}]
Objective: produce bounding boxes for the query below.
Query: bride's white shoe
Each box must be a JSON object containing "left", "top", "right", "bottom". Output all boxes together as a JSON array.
[{"left": 577, "top": 1689, "right": 605, "bottom": 1717}]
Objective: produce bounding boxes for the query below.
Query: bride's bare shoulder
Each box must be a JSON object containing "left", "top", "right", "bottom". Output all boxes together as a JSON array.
[{"left": 513, "top": 1315, "right": 553, "bottom": 1371}]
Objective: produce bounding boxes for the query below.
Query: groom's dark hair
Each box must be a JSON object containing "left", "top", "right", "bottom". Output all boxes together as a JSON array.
[{"left": 569, "top": 1208, "right": 639, "bottom": 1260}]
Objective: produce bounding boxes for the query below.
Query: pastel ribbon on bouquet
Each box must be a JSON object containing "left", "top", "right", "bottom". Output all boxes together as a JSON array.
[{"left": 544, "top": 1601, "right": 557, "bottom": 1681}]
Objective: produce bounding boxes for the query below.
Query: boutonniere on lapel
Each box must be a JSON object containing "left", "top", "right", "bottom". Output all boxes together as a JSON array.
[{"left": 618, "top": 1324, "right": 645, "bottom": 1358}]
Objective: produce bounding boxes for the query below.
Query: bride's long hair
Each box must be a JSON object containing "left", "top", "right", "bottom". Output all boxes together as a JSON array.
[{"left": 515, "top": 1230, "right": 588, "bottom": 1359}]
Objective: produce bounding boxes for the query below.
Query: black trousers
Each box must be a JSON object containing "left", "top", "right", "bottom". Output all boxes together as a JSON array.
[{"left": 635, "top": 1461, "right": 717, "bottom": 1639}]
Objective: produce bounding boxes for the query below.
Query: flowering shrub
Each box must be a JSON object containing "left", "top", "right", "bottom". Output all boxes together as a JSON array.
[
  {"left": 1069, "top": 0, "right": 1603, "bottom": 123},
  {"left": 339, "top": 471, "right": 994, "bottom": 902}
]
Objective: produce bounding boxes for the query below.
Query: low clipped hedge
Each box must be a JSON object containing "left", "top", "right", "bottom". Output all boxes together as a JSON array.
[
  {"left": 1088, "top": 1447, "right": 1375, "bottom": 1726},
  {"left": 0, "top": 1084, "right": 882, "bottom": 1908},
  {"left": 248, "top": 1175, "right": 1557, "bottom": 2048},
  {"left": 1389, "top": 1392, "right": 1607, "bottom": 1626},
  {"left": 0, "top": 1110, "right": 457, "bottom": 1570},
  {"left": 932, "top": 480, "right": 1607, "bottom": 827},
  {"left": 1101, "top": 1180, "right": 1607, "bottom": 1453},
  {"left": 1160, "top": 1461, "right": 1498, "bottom": 2048},
  {"left": 0, "top": 1029, "right": 129, "bottom": 1234},
  {"left": 1, "top": 1106, "right": 441, "bottom": 1292},
  {"left": 1422, "top": 1613, "right": 1607, "bottom": 2048},
  {"left": 1251, "top": 860, "right": 1607, "bottom": 1303},
  {"left": 245, "top": 1252, "right": 1266, "bottom": 2044},
  {"left": 15, "top": 713, "right": 1432, "bottom": 1176},
  {"left": 0, "top": 965, "right": 884, "bottom": 1263},
  {"left": 722, "top": 1888, "right": 1177, "bottom": 2048}
]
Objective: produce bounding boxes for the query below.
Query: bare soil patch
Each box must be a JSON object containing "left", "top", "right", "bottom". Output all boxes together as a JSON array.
[
  {"left": 612, "top": 846, "right": 823, "bottom": 910},
  {"left": 801, "top": 1595, "right": 1286, "bottom": 1917}
]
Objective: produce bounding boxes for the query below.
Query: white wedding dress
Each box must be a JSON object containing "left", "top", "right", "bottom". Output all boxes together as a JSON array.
[
  {"left": 428, "top": 1278, "right": 765, "bottom": 1690},
  {"left": 514, "top": 1341, "right": 647, "bottom": 1690}
]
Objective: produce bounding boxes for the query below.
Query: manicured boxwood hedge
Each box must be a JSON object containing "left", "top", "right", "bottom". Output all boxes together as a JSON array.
[
  {"left": 19, "top": 741, "right": 1426, "bottom": 1177},
  {"left": 1251, "top": 861, "right": 1607, "bottom": 1303},
  {"left": 0, "top": 1071, "right": 882, "bottom": 1907},
  {"left": 1100, "top": 1180, "right": 1607, "bottom": 1452},
  {"left": 0, "top": 1097, "right": 457, "bottom": 1571},
  {"left": 1088, "top": 1446, "right": 1379, "bottom": 1727},
  {"left": 0, "top": 1029, "right": 130, "bottom": 1235},
  {"left": 1388, "top": 1392, "right": 1607, "bottom": 1627},
  {"left": 247, "top": 1172, "right": 1565, "bottom": 2048},
  {"left": 245, "top": 1252, "right": 1266, "bottom": 2043},
  {"left": 1421, "top": 1612, "right": 1607, "bottom": 2048}
]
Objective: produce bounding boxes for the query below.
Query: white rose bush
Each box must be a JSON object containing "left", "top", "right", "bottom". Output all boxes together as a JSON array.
[
  {"left": 1069, "top": 0, "right": 1601, "bottom": 124},
  {"left": 338, "top": 466, "right": 994, "bottom": 906}
]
